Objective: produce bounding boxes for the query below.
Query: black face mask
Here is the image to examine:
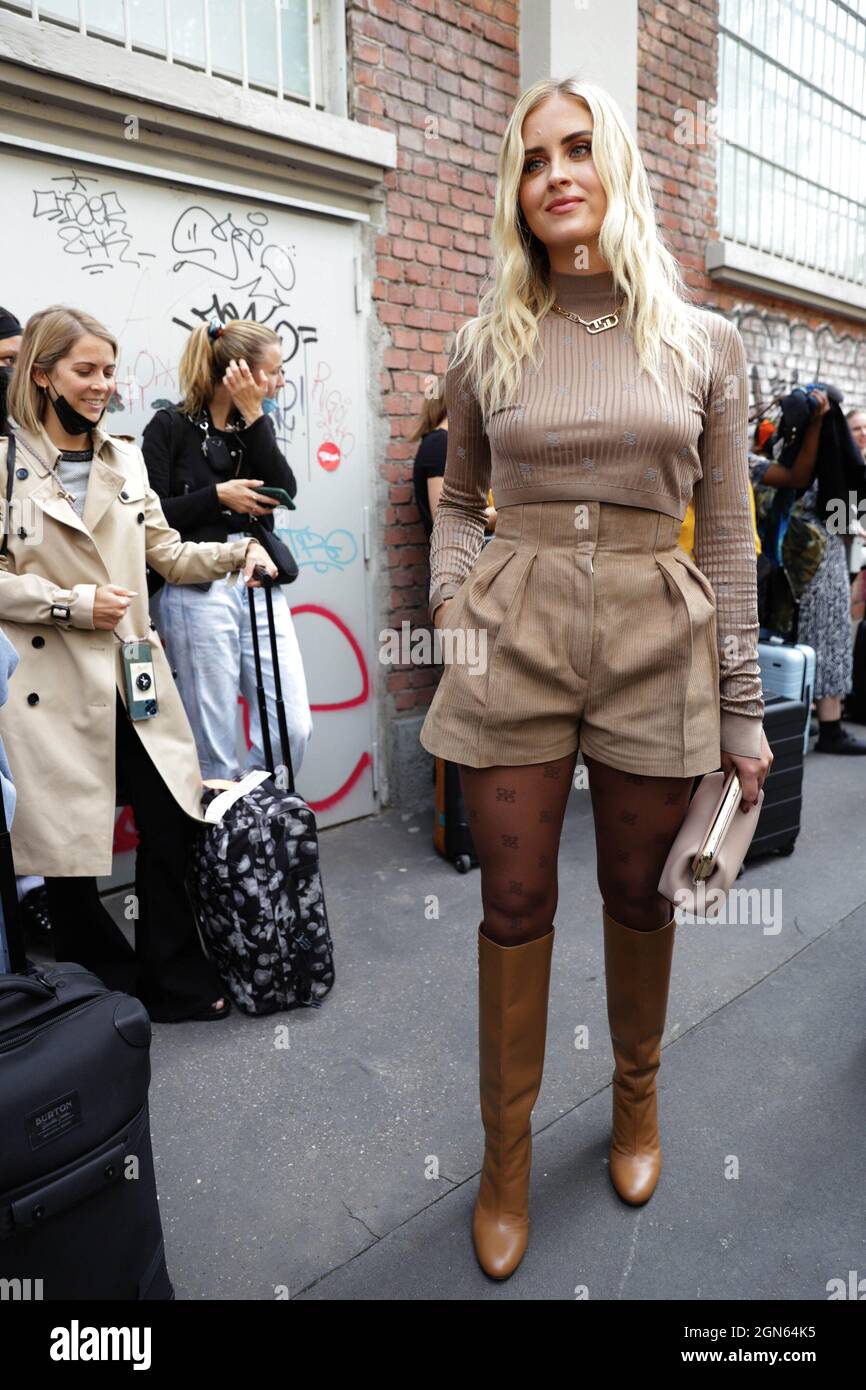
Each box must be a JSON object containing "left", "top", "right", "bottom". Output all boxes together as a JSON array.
[
  {"left": 45, "top": 376, "right": 106, "bottom": 435},
  {"left": 0, "top": 365, "right": 11, "bottom": 427}
]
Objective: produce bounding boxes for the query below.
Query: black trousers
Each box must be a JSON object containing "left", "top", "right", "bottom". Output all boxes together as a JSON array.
[{"left": 44, "top": 690, "right": 224, "bottom": 1022}]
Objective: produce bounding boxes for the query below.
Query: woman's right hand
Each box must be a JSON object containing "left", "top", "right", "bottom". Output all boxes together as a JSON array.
[
  {"left": 215, "top": 478, "right": 279, "bottom": 516},
  {"left": 807, "top": 388, "right": 831, "bottom": 421},
  {"left": 93, "top": 585, "right": 138, "bottom": 630},
  {"left": 433, "top": 599, "right": 452, "bottom": 631}
]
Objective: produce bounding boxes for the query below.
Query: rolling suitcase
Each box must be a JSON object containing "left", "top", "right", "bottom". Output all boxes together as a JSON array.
[
  {"left": 758, "top": 637, "right": 816, "bottom": 754},
  {"left": 0, "top": 773, "right": 174, "bottom": 1299},
  {"left": 844, "top": 619, "right": 866, "bottom": 723},
  {"left": 433, "top": 756, "right": 479, "bottom": 873},
  {"left": 743, "top": 693, "right": 807, "bottom": 863},
  {"left": 186, "top": 574, "right": 335, "bottom": 1015}
]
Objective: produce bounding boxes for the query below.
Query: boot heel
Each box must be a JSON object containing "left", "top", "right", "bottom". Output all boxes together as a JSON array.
[{"left": 472, "top": 923, "right": 554, "bottom": 1279}]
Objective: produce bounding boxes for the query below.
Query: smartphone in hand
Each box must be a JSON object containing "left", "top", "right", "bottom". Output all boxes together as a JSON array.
[{"left": 253, "top": 485, "right": 296, "bottom": 511}]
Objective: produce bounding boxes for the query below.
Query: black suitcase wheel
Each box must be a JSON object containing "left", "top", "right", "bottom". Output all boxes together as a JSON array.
[
  {"left": 455, "top": 854, "right": 472, "bottom": 873},
  {"left": 777, "top": 841, "right": 797, "bottom": 857}
]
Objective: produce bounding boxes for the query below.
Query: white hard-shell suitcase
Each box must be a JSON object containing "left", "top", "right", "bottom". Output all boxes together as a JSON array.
[{"left": 758, "top": 637, "right": 816, "bottom": 753}]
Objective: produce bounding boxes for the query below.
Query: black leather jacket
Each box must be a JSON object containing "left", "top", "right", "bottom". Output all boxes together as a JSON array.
[{"left": 141, "top": 404, "right": 298, "bottom": 544}]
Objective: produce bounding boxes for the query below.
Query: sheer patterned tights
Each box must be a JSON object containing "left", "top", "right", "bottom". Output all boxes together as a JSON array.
[{"left": 459, "top": 751, "right": 696, "bottom": 944}]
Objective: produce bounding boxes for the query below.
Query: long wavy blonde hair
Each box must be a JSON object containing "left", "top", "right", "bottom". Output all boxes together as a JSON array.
[{"left": 450, "top": 77, "right": 716, "bottom": 421}]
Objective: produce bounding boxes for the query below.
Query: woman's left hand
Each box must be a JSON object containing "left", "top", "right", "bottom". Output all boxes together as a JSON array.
[
  {"left": 720, "top": 729, "right": 774, "bottom": 812},
  {"left": 223, "top": 357, "right": 267, "bottom": 424},
  {"left": 242, "top": 541, "right": 278, "bottom": 587}
]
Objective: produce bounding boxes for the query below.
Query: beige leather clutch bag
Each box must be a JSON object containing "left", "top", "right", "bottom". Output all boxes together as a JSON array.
[{"left": 657, "top": 770, "right": 765, "bottom": 919}]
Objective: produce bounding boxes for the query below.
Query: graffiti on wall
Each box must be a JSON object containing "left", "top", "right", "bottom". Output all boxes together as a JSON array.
[
  {"left": 79, "top": 189, "right": 374, "bottom": 841},
  {"left": 731, "top": 306, "right": 866, "bottom": 415},
  {"left": 32, "top": 169, "right": 155, "bottom": 275}
]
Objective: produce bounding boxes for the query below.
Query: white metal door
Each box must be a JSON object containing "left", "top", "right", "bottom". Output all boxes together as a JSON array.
[{"left": 1, "top": 148, "right": 377, "bottom": 887}]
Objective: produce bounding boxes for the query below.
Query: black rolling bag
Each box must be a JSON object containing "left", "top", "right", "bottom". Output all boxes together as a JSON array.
[
  {"left": 743, "top": 693, "right": 808, "bottom": 863},
  {"left": 0, "top": 779, "right": 174, "bottom": 1299},
  {"left": 433, "top": 756, "right": 479, "bottom": 873},
  {"left": 844, "top": 619, "right": 866, "bottom": 723}
]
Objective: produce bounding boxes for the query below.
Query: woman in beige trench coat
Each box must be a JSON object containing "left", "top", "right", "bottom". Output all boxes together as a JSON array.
[{"left": 0, "top": 305, "right": 278, "bottom": 1021}]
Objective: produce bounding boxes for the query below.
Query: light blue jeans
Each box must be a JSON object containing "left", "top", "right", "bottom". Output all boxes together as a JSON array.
[{"left": 155, "top": 566, "right": 313, "bottom": 783}]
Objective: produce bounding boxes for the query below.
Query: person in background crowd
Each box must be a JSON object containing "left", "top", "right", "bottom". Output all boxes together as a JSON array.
[
  {"left": 1, "top": 304, "right": 279, "bottom": 1021},
  {"left": 142, "top": 319, "right": 312, "bottom": 782},
  {"left": 750, "top": 389, "right": 866, "bottom": 754},
  {"left": 411, "top": 391, "right": 498, "bottom": 540},
  {"left": 847, "top": 407, "right": 866, "bottom": 460},
  {"left": 0, "top": 304, "right": 54, "bottom": 946},
  {"left": 846, "top": 408, "right": 866, "bottom": 573},
  {"left": 841, "top": 407, "right": 866, "bottom": 578},
  {"left": 0, "top": 306, "right": 22, "bottom": 425}
]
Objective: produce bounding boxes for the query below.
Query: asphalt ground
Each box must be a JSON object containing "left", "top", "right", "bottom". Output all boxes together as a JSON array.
[{"left": 37, "top": 735, "right": 856, "bottom": 1305}]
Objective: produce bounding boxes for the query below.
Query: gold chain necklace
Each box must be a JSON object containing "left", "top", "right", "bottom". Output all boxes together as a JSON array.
[{"left": 551, "top": 297, "right": 623, "bottom": 335}]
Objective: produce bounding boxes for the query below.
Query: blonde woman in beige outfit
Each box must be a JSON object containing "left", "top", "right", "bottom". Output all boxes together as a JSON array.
[{"left": 420, "top": 79, "right": 773, "bottom": 1280}]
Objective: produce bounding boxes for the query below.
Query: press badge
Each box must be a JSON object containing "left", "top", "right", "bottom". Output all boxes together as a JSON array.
[{"left": 121, "top": 639, "right": 159, "bottom": 720}]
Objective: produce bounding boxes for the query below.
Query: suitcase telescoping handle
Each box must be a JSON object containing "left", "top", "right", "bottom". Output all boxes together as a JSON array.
[{"left": 247, "top": 567, "right": 295, "bottom": 795}]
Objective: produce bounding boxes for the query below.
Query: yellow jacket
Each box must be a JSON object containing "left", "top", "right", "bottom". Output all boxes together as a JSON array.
[{"left": 677, "top": 488, "right": 762, "bottom": 558}]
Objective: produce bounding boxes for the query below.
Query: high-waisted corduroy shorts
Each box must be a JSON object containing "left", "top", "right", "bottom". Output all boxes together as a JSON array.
[{"left": 419, "top": 500, "right": 722, "bottom": 778}]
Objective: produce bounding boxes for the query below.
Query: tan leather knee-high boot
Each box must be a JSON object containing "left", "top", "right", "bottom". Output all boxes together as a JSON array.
[
  {"left": 602, "top": 905, "right": 676, "bottom": 1205},
  {"left": 472, "top": 922, "right": 554, "bottom": 1280}
]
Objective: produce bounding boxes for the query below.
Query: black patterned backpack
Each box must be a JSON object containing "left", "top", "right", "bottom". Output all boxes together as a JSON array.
[{"left": 186, "top": 574, "right": 334, "bottom": 1015}]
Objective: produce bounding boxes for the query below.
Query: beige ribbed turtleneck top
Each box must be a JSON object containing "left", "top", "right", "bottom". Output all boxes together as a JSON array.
[{"left": 428, "top": 267, "right": 765, "bottom": 760}]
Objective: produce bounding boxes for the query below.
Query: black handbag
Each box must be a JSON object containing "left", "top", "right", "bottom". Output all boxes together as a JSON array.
[{"left": 248, "top": 516, "right": 299, "bottom": 584}]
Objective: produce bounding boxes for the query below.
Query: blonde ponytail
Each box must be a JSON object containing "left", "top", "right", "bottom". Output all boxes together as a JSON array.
[{"left": 178, "top": 319, "right": 281, "bottom": 418}]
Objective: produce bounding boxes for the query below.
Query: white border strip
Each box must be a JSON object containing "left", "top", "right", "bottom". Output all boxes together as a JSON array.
[{"left": 0, "top": 132, "right": 370, "bottom": 224}]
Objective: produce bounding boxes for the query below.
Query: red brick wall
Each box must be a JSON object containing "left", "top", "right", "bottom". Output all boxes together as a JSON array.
[
  {"left": 347, "top": 0, "right": 519, "bottom": 715},
  {"left": 348, "top": 0, "right": 865, "bottom": 725}
]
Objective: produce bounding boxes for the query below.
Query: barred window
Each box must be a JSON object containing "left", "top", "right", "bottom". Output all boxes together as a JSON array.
[
  {"left": 1, "top": 0, "right": 326, "bottom": 108},
  {"left": 718, "top": 0, "right": 866, "bottom": 288}
]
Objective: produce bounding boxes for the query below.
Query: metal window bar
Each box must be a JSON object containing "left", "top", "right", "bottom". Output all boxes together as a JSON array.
[
  {"left": 203, "top": 0, "right": 212, "bottom": 78},
  {"left": 239, "top": 0, "right": 248, "bottom": 91},
  {"left": 307, "top": 0, "right": 315, "bottom": 109},
  {"left": 275, "top": 0, "right": 283, "bottom": 102}
]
